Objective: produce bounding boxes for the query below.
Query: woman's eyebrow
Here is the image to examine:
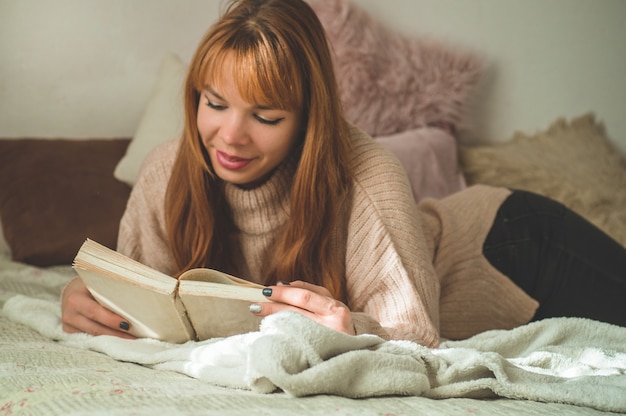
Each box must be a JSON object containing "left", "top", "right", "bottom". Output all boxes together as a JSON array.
[{"left": 203, "top": 86, "right": 224, "bottom": 101}]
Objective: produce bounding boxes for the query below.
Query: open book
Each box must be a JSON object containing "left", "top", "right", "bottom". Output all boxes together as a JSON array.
[{"left": 72, "top": 239, "right": 269, "bottom": 343}]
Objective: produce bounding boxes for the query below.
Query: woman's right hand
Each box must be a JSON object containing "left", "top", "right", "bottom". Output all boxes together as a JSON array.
[{"left": 61, "top": 276, "right": 136, "bottom": 339}]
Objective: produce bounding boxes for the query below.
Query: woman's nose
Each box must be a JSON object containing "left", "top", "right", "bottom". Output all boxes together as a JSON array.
[{"left": 220, "top": 113, "right": 249, "bottom": 145}]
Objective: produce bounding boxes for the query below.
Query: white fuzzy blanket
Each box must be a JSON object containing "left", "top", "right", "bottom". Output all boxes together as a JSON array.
[{"left": 3, "top": 294, "right": 626, "bottom": 413}]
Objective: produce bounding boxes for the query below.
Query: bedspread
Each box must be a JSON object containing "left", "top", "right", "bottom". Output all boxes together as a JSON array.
[{"left": 1, "top": 255, "right": 625, "bottom": 416}]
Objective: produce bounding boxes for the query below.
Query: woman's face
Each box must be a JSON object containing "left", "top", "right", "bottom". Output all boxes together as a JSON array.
[{"left": 197, "top": 56, "right": 302, "bottom": 189}]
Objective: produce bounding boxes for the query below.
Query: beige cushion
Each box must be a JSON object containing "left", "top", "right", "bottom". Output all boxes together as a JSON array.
[{"left": 460, "top": 113, "right": 626, "bottom": 247}]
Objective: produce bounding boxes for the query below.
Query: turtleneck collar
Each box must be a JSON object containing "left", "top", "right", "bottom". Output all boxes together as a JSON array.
[{"left": 223, "top": 155, "right": 297, "bottom": 236}]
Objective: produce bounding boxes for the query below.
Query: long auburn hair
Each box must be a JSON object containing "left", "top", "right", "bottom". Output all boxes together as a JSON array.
[{"left": 165, "top": 0, "right": 353, "bottom": 302}]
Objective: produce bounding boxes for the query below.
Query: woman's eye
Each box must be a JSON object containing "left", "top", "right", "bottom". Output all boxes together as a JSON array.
[
  {"left": 204, "top": 96, "right": 225, "bottom": 111},
  {"left": 255, "top": 114, "right": 284, "bottom": 126}
]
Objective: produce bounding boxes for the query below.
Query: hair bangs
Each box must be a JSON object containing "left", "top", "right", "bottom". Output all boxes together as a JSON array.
[{"left": 196, "top": 34, "right": 302, "bottom": 113}]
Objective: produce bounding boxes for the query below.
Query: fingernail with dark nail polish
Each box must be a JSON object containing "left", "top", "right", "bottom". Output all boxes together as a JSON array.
[
  {"left": 262, "top": 287, "right": 273, "bottom": 297},
  {"left": 278, "top": 280, "right": 291, "bottom": 285},
  {"left": 119, "top": 321, "right": 130, "bottom": 331}
]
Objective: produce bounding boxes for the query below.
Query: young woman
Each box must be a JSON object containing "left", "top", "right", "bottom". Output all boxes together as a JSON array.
[{"left": 61, "top": 0, "right": 626, "bottom": 347}]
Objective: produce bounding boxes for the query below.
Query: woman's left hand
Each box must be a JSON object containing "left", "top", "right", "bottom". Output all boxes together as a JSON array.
[{"left": 250, "top": 281, "right": 356, "bottom": 335}]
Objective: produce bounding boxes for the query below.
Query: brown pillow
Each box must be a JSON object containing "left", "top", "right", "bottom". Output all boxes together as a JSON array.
[{"left": 0, "top": 138, "right": 132, "bottom": 266}]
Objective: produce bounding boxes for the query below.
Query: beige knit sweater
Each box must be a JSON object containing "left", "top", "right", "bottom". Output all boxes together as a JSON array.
[{"left": 117, "top": 127, "right": 538, "bottom": 347}]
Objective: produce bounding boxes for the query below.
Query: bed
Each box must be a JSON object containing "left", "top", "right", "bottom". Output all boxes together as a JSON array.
[{"left": 2, "top": 1, "right": 626, "bottom": 414}]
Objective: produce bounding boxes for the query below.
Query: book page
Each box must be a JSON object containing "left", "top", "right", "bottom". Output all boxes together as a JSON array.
[
  {"left": 179, "top": 268, "right": 264, "bottom": 288},
  {"left": 178, "top": 279, "right": 267, "bottom": 301},
  {"left": 178, "top": 273, "right": 269, "bottom": 340},
  {"left": 74, "top": 239, "right": 175, "bottom": 293},
  {"left": 76, "top": 267, "right": 196, "bottom": 343},
  {"left": 178, "top": 291, "right": 266, "bottom": 340},
  {"left": 73, "top": 239, "right": 196, "bottom": 343}
]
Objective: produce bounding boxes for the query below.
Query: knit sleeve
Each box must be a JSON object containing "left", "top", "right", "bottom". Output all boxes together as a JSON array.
[
  {"left": 344, "top": 129, "right": 441, "bottom": 347},
  {"left": 116, "top": 140, "right": 179, "bottom": 276}
]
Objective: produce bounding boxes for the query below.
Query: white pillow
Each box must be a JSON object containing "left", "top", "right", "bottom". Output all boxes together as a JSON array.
[{"left": 114, "top": 53, "right": 187, "bottom": 185}]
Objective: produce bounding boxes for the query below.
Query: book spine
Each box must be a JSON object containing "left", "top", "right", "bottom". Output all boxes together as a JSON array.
[{"left": 173, "top": 282, "right": 198, "bottom": 341}]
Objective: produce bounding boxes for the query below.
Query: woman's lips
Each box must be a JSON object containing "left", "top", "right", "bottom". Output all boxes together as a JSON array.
[{"left": 216, "top": 150, "right": 254, "bottom": 170}]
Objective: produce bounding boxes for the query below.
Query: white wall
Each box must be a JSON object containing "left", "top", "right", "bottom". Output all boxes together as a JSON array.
[
  {"left": 1, "top": 0, "right": 625, "bottom": 151},
  {"left": 0, "top": 0, "right": 219, "bottom": 139},
  {"left": 355, "top": 0, "right": 626, "bottom": 149}
]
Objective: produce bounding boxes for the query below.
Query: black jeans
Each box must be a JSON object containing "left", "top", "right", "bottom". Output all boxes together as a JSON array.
[{"left": 483, "top": 190, "right": 626, "bottom": 326}]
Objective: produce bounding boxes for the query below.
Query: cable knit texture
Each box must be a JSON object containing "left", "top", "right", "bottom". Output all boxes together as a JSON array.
[{"left": 117, "top": 127, "right": 538, "bottom": 346}]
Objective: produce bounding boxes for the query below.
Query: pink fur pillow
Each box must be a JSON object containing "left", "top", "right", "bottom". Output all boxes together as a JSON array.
[{"left": 309, "top": 0, "right": 483, "bottom": 137}]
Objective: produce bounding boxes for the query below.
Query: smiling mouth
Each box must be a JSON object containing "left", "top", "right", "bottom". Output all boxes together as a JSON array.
[{"left": 216, "top": 151, "right": 254, "bottom": 170}]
